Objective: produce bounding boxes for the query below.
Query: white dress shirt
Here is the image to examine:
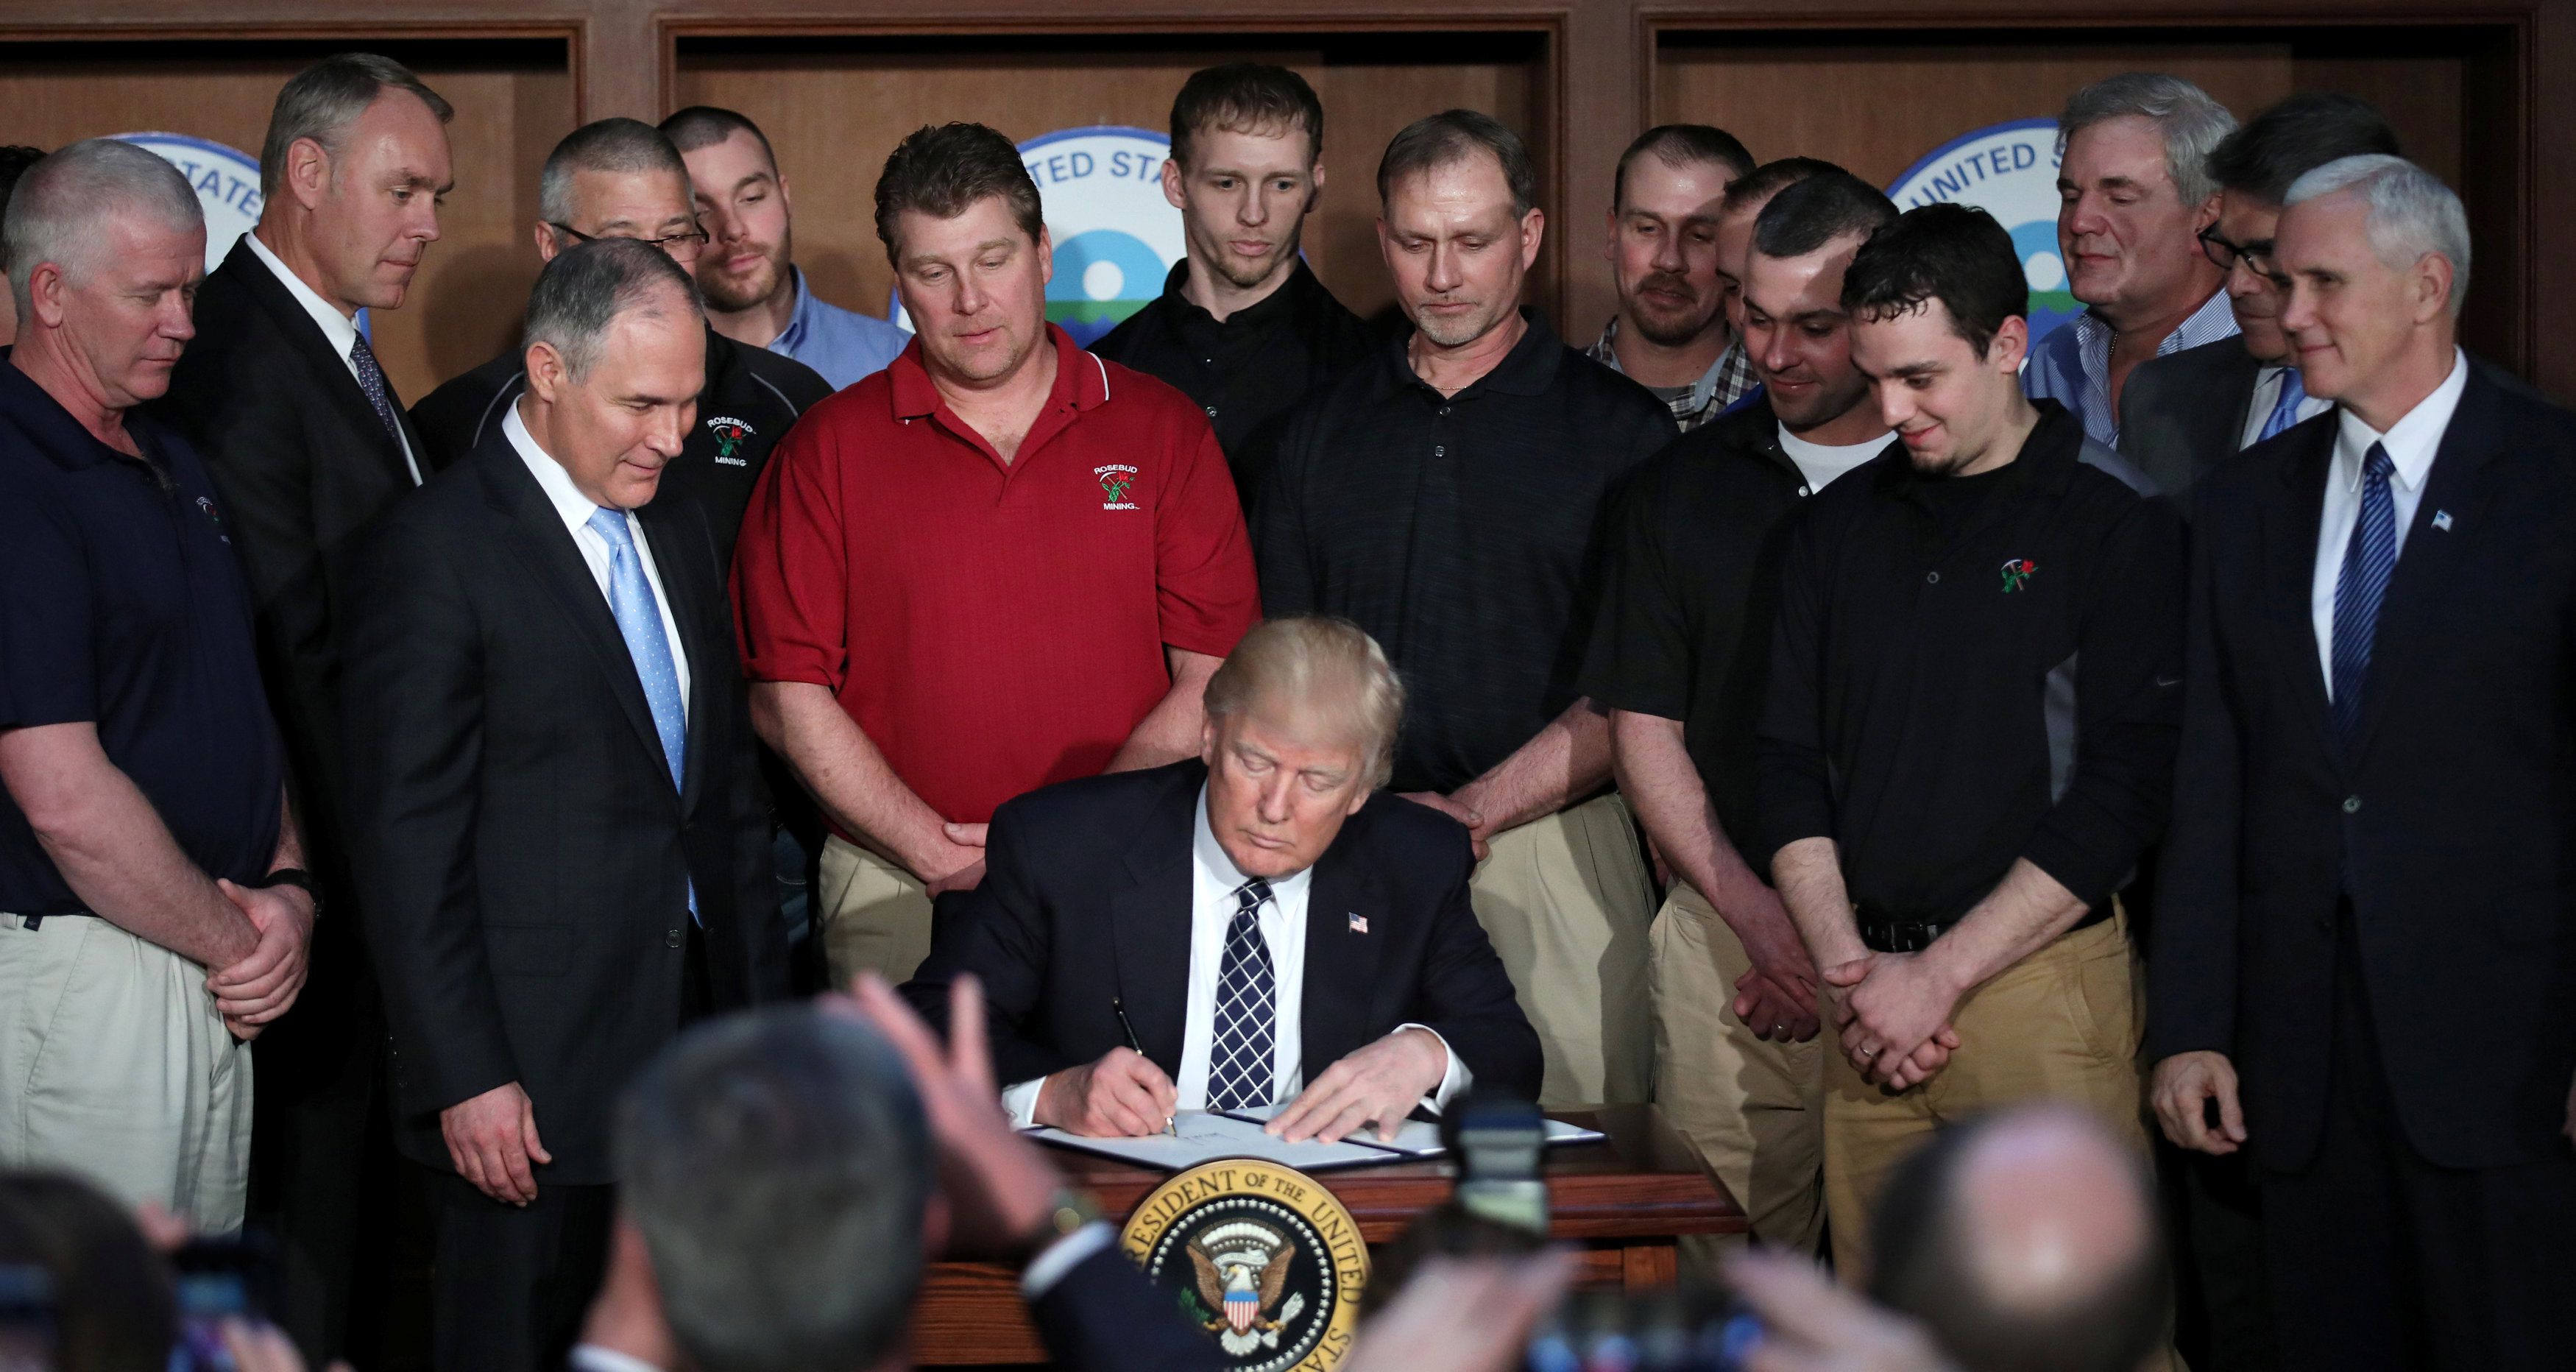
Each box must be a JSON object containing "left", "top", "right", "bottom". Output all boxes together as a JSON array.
[
  {"left": 2311, "top": 348, "right": 2468, "bottom": 699},
  {"left": 241, "top": 230, "right": 422, "bottom": 484},
  {"left": 502, "top": 403, "right": 690, "bottom": 712},
  {"left": 2239, "top": 364, "right": 2335, "bottom": 450},
  {"left": 1002, "top": 785, "right": 1470, "bottom": 1125}
]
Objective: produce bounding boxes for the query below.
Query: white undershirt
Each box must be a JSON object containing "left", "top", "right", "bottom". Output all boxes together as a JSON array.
[
  {"left": 242, "top": 231, "right": 422, "bottom": 484},
  {"left": 1002, "top": 785, "right": 1468, "bottom": 1125},
  {"left": 502, "top": 403, "right": 690, "bottom": 713},
  {"left": 1777, "top": 425, "right": 1889, "bottom": 495},
  {"left": 2310, "top": 348, "right": 2467, "bottom": 699}
]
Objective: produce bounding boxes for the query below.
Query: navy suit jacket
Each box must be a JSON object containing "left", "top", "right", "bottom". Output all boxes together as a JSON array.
[
  {"left": 902, "top": 758, "right": 1543, "bottom": 1102},
  {"left": 2150, "top": 358, "right": 2576, "bottom": 1170}
]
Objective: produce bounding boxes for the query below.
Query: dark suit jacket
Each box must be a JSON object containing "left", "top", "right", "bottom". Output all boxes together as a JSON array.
[
  {"left": 903, "top": 759, "right": 1543, "bottom": 1102},
  {"left": 2117, "top": 334, "right": 2262, "bottom": 506},
  {"left": 1030, "top": 1241, "right": 1225, "bottom": 1372},
  {"left": 340, "top": 422, "right": 786, "bottom": 1183},
  {"left": 2150, "top": 358, "right": 2576, "bottom": 1172},
  {"left": 154, "top": 236, "right": 425, "bottom": 897}
]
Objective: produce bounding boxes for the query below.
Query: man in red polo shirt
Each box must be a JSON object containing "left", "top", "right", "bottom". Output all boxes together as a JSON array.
[{"left": 734, "top": 121, "right": 1259, "bottom": 988}]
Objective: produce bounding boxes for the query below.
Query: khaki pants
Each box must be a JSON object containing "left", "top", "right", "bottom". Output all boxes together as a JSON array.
[
  {"left": 0, "top": 913, "right": 252, "bottom": 1233},
  {"left": 816, "top": 835, "right": 936, "bottom": 989},
  {"left": 1468, "top": 793, "right": 1655, "bottom": 1108},
  {"left": 1652, "top": 880, "right": 1826, "bottom": 1265},
  {"left": 1822, "top": 911, "right": 2151, "bottom": 1281}
]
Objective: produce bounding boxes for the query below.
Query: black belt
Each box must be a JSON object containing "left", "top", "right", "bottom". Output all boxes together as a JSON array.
[
  {"left": 1856, "top": 901, "right": 2113, "bottom": 953},
  {"left": 7, "top": 910, "right": 99, "bottom": 930}
]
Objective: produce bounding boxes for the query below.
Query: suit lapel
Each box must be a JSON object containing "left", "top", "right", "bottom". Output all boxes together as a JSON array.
[
  {"left": 1298, "top": 832, "right": 1384, "bottom": 1086},
  {"left": 2347, "top": 367, "right": 2507, "bottom": 765},
  {"left": 2260, "top": 417, "right": 2342, "bottom": 766},
  {"left": 1109, "top": 773, "right": 1200, "bottom": 1069},
  {"left": 637, "top": 496, "right": 720, "bottom": 813},
  {"left": 2212, "top": 345, "right": 2261, "bottom": 462},
  {"left": 219, "top": 237, "right": 419, "bottom": 487},
  {"left": 474, "top": 437, "right": 673, "bottom": 779}
]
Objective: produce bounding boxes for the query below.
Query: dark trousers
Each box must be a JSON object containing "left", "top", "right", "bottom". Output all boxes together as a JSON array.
[
  {"left": 2261, "top": 916, "right": 2576, "bottom": 1371},
  {"left": 428, "top": 1169, "right": 614, "bottom": 1372},
  {"left": 247, "top": 915, "right": 396, "bottom": 1364},
  {"left": 2160, "top": 1140, "right": 2275, "bottom": 1372}
]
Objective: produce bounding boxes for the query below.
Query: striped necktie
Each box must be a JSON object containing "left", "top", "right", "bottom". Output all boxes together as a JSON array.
[{"left": 2329, "top": 443, "right": 2398, "bottom": 749}]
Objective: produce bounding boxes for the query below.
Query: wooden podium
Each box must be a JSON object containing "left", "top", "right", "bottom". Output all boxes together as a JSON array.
[{"left": 912, "top": 1104, "right": 1741, "bottom": 1365}]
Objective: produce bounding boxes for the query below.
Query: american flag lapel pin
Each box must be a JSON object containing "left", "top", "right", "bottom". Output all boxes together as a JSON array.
[
  {"left": 2432, "top": 509, "right": 2455, "bottom": 531},
  {"left": 1348, "top": 912, "right": 1368, "bottom": 934}
]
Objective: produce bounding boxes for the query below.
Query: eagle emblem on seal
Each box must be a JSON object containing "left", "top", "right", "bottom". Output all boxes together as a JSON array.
[{"left": 1187, "top": 1221, "right": 1305, "bottom": 1355}]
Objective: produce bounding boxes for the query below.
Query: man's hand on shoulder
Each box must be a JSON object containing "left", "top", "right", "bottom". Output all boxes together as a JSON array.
[
  {"left": 2152, "top": 1050, "right": 2248, "bottom": 1156},
  {"left": 207, "top": 877, "right": 316, "bottom": 1032},
  {"left": 1267, "top": 1026, "right": 1447, "bottom": 1145},
  {"left": 1033, "top": 1047, "right": 1178, "bottom": 1138},
  {"left": 1397, "top": 791, "right": 1488, "bottom": 859}
]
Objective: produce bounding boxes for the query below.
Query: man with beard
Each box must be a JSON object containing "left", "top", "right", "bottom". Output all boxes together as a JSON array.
[
  {"left": 733, "top": 122, "right": 1259, "bottom": 991},
  {"left": 1587, "top": 169, "right": 1895, "bottom": 1265},
  {"left": 2025, "top": 73, "right": 2239, "bottom": 445},
  {"left": 1587, "top": 124, "right": 1755, "bottom": 432},
  {"left": 662, "top": 106, "right": 910, "bottom": 392},
  {"left": 1253, "top": 110, "right": 1675, "bottom": 1108},
  {"left": 1759, "top": 204, "right": 2183, "bottom": 1293},
  {"left": 1093, "top": 63, "right": 1374, "bottom": 492}
]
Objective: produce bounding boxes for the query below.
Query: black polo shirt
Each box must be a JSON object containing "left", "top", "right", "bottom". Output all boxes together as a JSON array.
[
  {"left": 1092, "top": 258, "right": 1376, "bottom": 486},
  {"left": 1754, "top": 400, "right": 2184, "bottom": 919},
  {"left": 1253, "top": 310, "right": 1675, "bottom": 793},
  {"left": 0, "top": 354, "right": 285, "bottom": 916},
  {"left": 1582, "top": 396, "right": 1886, "bottom": 847},
  {"left": 408, "top": 325, "right": 831, "bottom": 562}
]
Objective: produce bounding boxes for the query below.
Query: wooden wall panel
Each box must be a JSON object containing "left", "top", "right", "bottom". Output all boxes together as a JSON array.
[
  {"left": 0, "top": 40, "right": 575, "bottom": 399},
  {"left": 670, "top": 32, "right": 1550, "bottom": 334}
]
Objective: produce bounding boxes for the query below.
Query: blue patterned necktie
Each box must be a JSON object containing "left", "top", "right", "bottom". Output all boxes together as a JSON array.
[
  {"left": 348, "top": 332, "right": 405, "bottom": 449},
  {"left": 2258, "top": 368, "right": 2310, "bottom": 443},
  {"left": 1207, "top": 878, "right": 1277, "bottom": 1111},
  {"left": 2329, "top": 443, "right": 2398, "bottom": 749},
  {"left": 588, "top": 507, "right": 696, "bottom": 919}
]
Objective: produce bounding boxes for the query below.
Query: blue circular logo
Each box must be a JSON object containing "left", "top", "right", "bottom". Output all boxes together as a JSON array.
[
  {"left": 1885, "top": 119, "right": 2080, "bottom": 344},
  {"left": 113, "top": 132, "right": 264, "bottom": 272}
]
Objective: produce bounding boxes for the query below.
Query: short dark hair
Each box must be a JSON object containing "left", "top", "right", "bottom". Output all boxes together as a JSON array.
[
  {"left": 1170, "top": 63, "right": 1323, "bottom": 169},
  {"left": 2204, "top": 93, "right": 2403, "bottom": 206},
  {"left": 874, "top": 121, "right": 1044, "bottom": 261},
  {"left": 1754, "top": 167, "right": 1898, "bottom": 259},
  {"left": 659, "top": 105, "right": 779, "bottom": 174},
  {"left": 0, "top": 145, "right": 44, "bottom": 273},
  {"left": 1377, "top": 110, "right": 1537, "bottom": 219},
  {"left": 1869, "top": 1116, "right": 2169, "bottom": 1372},
  {"left": 1841, "top": 202, "right": 2027, "bottom": 359},
  {"left": 1611, "top": 124, "right": 1754, "bottom": 211},
  {"left": 259, "top": 53, "right": 453, "bottom": 199},
  {"left": 1720, "top": 155, "right": 1839, "bottom": 218},
  {"left": 523, "top": 236, "right": 703, "bottom": 380}
]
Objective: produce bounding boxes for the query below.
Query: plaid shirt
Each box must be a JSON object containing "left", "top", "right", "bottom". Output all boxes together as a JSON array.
[{"left": 1588, "top": 316, "right": 1757, "bottom": 433}]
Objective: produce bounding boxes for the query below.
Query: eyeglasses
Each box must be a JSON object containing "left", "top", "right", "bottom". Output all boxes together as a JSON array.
[
  {"left": 548, "top": 220, "right": 712, "bottom": 258},
  {"left": 2198, "top": 223, "right": 2273, "bottom": 274}
]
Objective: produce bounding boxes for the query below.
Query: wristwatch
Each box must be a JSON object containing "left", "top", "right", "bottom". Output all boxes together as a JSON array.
[{"left": 256, "top": 866, "right": 322, "bottom": 916}]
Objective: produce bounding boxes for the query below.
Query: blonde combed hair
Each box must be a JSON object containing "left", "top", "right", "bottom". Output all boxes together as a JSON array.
[{"left": 1204, "top": 616, "right": 1406, "bottom": 788}]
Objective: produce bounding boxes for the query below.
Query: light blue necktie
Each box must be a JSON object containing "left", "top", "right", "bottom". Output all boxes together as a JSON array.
[
  {"left": 588, "top": 507, "right": 696, "bottom": 920},
  {"left": 2258, "top": 369, "right": 2310, "bottom": 443},
  {"left": 1208, "top": 878, "right": 1277, "bottom": 1111},
  {"left": 2329, "top": 444, "right": 2397, "bottom": 751}
]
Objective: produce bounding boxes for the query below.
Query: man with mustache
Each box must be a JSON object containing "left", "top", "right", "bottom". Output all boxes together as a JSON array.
[
  {"left": 662, "top": 105, "right": 910, "bottom": 392},
  {"left": 1759, "top": 203, "right": 2183, "bottom": 1293},
  {"left": 1094, "top": 63, "right": 1375, "bottom": 492},
  {"left": 1587, "top": 124, "right": 1755, "bottom": 432},
  {"left": 2025, "top": 73, "right": 2239, "bottom": 446},
  {"left": 1587, "top": 168, "right": 1895, "bottom": 1265},
  {"left": 151, "top": 53, "right": 454, "bottom": 1362},
  {"left": 732, "top": 121, "right": 1259, "bottom": 992},
  {"left": 1252, "top": 110, "right": 1676, "bottom": 1109}
]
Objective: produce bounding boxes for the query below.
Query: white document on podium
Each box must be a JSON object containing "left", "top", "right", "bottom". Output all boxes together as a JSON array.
[{"left": 1024, "top": 1106, "right": 1608, "bottom": 1173}]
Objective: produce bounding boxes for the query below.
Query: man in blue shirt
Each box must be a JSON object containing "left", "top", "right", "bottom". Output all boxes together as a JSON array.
[
  {"left": 663, "top": 106, "right": 910, "bottom": 391},
  {"left": 2023, "top": 73, "right": 2239, "bottom": 446},
  {"left": 0, "top": 139, "right": 312, "bottom": 1234}
]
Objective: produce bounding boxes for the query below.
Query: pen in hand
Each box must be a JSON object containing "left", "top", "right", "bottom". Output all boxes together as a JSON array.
[{"left": 1112, "top": 996, "right": 1178, "bottom": 1136}]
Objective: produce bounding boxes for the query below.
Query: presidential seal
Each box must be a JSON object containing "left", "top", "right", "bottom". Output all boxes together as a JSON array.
[
  {"left": 1884, "top": 119, "right": 2080, "bottom": 346},
  {"left": 1121, "top": 1160, "right": 1367, "bottom": 1372},
  {"left": 892, "top": 124, "right": 1182, "bottom": 347},
  {"left": 113, "top": 133, "right": 265, "bottom": 272}
]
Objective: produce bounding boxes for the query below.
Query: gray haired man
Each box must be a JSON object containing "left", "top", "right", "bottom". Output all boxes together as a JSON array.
[
  {"left": 341, "top": 237, "right": 787, "bottom": 1372},
  {"left": 0, "top": 140, "right": 314, "bottom": 1233},
  {"left": 2024, "top": 72, "right": 2240, "bottom": 444}
]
